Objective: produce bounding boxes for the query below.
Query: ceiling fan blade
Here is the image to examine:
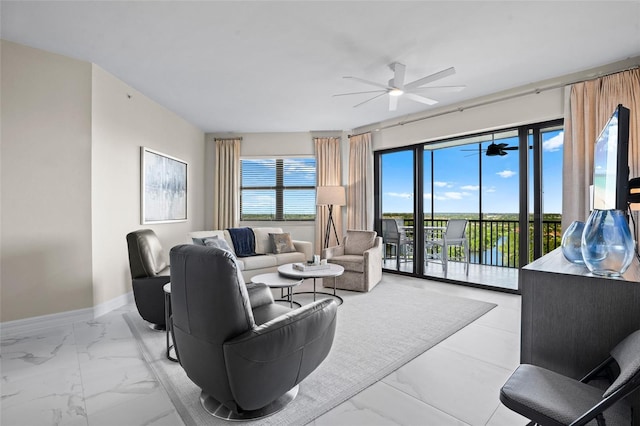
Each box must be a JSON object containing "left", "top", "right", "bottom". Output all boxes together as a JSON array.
[
  {"left": 333, "top": 89, "right": 387, "bottom": 97},
  {"left": 389, "top": 95, "right": 399, "bottom": 111},
  {"left": 353, "top": 92, "right": 387, "bottom": 108},
  {"left": 503, "top": 146, "right": 519, "bottom": 150},
  {"left": 405, "top": 67, "right": 456, "bottom": 90},
  {"left": 405, "top": 93, "right": 438, "bottom": 106},
  {"left": 343, "top": 76, "right": 390, "bottom": 90},
  {"left": 411, "top": 85, "right": 466, "bottom": 93},
  {"left": 391, "top": 62, "right": 406, "bottom": 89}
]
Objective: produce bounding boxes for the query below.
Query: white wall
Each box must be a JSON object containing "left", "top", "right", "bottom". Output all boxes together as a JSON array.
[
  {"left": 0, "top": 41, "right": 205, "bottom": 322},
  {"left": 91, "top": 66, "right": 205, "bottom": 307},
  {"left": 1, "top": 40, "right": 94, "bottom": 321},
  {"left": 360, "top": 89, "right": 565, "bottom": 151}
]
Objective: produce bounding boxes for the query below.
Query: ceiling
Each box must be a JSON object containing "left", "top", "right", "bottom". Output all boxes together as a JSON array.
[{"left": 2, "top": 1, "right": 639, "bottom": 133}]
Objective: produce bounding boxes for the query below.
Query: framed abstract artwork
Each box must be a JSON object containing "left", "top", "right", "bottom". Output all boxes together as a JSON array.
[{"left": 141, "top": 147, "right": 188, "bottom": 224}]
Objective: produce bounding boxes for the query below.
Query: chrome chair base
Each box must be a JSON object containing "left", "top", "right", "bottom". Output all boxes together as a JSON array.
[{"left": 200, "top": 386, "right": 298, "bottom": 421}]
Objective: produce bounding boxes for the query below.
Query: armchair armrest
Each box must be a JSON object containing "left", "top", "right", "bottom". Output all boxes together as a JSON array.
[
  {"left": 322, "top": 244, "right": 344, "bottom": 259},
  {"left": 363, "top": 237, "right": 383, "bottom": 289},
  {"left": 292, "top": 239, "right": 313, "bottom": 262},
  {"left": 245, "top": 282, "right": 274, "bottom": 309},
  {"left": 223, "top": 298, "right": 338, "bottom": 409}
]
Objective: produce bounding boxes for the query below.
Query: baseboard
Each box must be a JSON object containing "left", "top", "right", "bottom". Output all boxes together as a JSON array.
[
  {"left": 1, "top": 291, "right": 134, "bottom": 337},
  {"left": 93, "top": 291, "right": 134, "bottom": 318}
]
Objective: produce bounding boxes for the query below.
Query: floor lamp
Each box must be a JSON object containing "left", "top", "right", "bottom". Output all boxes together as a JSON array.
[{"left": 317, "top": 186, "right": 346, "bottom": 249}]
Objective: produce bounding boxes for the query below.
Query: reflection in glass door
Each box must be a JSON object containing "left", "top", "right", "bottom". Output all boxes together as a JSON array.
[{"left": 379, "top": 149, "right": 415, "bottom": 273}]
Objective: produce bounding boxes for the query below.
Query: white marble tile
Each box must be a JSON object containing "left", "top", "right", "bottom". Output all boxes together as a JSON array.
[
  {"left": 1, "top": 368, "right": 87, "bottom": 426},
  {"left": 1, "top": 325, "right": 80, "bottom": 382},
  {"left": 438, "top": 323, "right": 520, "bottom": 370},
  {"left": 485, "top": 403, "right": 530, "bottom": 426},
  {"left": 315, "top": 380, "right": 469, "bottom": 425},
  {"left": 382, "top": 346, "right": 514, "bottom": 426},
  {"left": 473, "top": 305, "right": 521, "bottom": 335}
]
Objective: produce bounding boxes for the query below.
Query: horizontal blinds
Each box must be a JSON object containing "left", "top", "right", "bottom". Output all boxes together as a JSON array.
[{"left": 240, "top": 158, "right": 316, "bottom": 221}]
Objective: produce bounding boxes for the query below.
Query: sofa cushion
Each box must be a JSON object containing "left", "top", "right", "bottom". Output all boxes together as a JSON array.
[
  {"left": 202, "top": 236, "right": 234, "bottom": 253},
  {"left": 269, "top": 252, "right": 306, "bottom": 265},
  {"left": 344, "top": 230, "right": 377, "bottom": 255},
  {"left": 241, "top": 254, "right": 278, "bottom": 270},
  {"left": 270, "top": 232, "right": 296, "bottom": 254},
  {"left": 328, "top": 254, "right": 365, "bottom": 273},
  {"left": 189, "top": 230, "right": 236, "bottom": 256},
  {"left": 252, "top": 227, "right": 284, "bottom": 254}
]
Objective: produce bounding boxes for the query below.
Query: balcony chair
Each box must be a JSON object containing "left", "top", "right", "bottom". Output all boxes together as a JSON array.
[
  {"left": 322, "top": 229, "right": 383, "bottom": 292},
  {"left": 381, "top": 218, "right": 413, "bottom": 268},
  {"left": 424, "top": 219, "right": 469, "bottom": 276},
  {"left": 126, "top": 229, "right": 171, "bottom": 329},
  {"left": 169, "top": 244, "right": 338, "bottom": 420},
  {"left": 500, "top": 329, "right": 640, "bottom": 426}
]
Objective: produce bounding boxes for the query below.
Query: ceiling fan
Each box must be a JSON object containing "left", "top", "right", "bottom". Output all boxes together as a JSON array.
[
  {"left": 462, "top": 142, "right": 524, "bottom": 157},
  {"left": 334, "top": 62, "right": 465, "bottom": 111}
]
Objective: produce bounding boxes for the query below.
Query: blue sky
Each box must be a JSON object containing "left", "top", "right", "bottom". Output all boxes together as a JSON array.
[{"left": 382, "top": 129, "right": 564, "bottom": 214}]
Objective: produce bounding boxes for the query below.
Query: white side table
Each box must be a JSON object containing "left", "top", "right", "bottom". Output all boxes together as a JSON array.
[
  {"left": 277, "top": 263, "right": 344, "bottom": 306},
  {"left": 251, "top": 273, "right": 303, "bottom": 308}
]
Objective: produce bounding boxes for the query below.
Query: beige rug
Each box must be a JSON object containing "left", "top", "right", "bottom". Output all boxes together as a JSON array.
[{"left": 125, "top": 278, "right": 496, "bottom": 425}]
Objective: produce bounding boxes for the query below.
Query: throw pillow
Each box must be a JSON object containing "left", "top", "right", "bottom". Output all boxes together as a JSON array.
[
  {"left": 269, "top": 233, "right": 296, "bottom": 254},
  {"left": 202, "top": 236, "right": 233, "bottom": 253}
]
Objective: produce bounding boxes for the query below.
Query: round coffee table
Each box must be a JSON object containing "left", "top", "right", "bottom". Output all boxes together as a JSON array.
[
  {"left": 251, "top": 273, "right": 303, "bottom": 308},
  {"left": 277, "top": 263, "right": 344, "bottom": 306}
]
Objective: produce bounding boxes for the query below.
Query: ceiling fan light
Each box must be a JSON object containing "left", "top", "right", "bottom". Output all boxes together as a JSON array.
[{"left": 389, "top": 88, "right": 404, "bottom": 97}]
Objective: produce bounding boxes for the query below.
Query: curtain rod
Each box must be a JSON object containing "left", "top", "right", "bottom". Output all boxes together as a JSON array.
[
  {"left": 347, "top": 131, "right": 371, "bottom": 138},
  {"left": 369, "top": 64, "right": 639, "bottom": 133}
]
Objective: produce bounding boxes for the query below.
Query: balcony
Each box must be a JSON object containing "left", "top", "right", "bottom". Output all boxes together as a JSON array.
[{"left": 382, "top": 217, "right": 563, "bottom": 291}]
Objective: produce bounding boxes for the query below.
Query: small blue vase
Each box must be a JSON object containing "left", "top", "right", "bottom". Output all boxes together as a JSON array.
[
  {"left": 561, "top": 221, "right": 585, "bottom": 264},
  {"left": 581, "top": 209, "right": 635, "bottom": 277}
]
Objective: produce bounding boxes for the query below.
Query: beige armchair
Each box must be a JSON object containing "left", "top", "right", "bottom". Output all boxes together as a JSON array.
[{"left": 322, "top": 230, "right": 383, "bottom": 292}]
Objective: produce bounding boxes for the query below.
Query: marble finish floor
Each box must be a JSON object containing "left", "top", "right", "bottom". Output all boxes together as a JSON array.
[{"left": 1, "top": 274, "right": 528, "bottom": 426}]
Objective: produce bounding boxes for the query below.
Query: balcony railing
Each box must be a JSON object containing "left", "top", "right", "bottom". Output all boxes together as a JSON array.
[{"left": 386, "top": 217, "right": 562, "bottom": 268}]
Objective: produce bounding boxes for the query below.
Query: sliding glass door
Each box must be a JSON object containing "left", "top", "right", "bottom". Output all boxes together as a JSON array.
[
  {"left": 378, "top": 149, "right": 415, "bottom": 273},
  {"left": 375, "top": 119, "right": 563, "bottom": 292}
]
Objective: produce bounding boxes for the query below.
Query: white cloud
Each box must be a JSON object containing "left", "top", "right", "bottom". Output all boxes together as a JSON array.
[
  {"left": 485, "top": 186, "right": 497, "bottom": 193},
  {"left": 460, "top": 185, "right": 479, "bottom": 191},
  {"left": 386, "top": 192, "right": 413, "bottom": 199},
  {"left": 445, "top": 192, "right": 463, "bottom": 200},
  {"left": 543, "top": 133, "right": 564, "bottom": 152},
  {"left": 497, "top": 170, "right": 516, "bottom": 178},
  {"left": 433, "top": 181, "right": 449, "bottom": 187}
]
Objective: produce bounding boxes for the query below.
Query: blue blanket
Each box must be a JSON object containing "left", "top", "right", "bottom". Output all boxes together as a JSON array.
[{"left": 227, "top": 227, "right": 257, "bottom": 257}]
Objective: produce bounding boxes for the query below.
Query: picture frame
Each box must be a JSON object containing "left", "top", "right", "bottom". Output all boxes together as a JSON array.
[{"left": 141, "top": 147, "right": 188, "bottom": 224}]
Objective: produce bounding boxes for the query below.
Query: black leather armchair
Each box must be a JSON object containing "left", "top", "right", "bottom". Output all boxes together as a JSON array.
[
  {"left": 126, "top": 229, "right": 170, "bottom": 329},
  {"left": 169, "top": 244, "right": 338, "bottom": 420}
]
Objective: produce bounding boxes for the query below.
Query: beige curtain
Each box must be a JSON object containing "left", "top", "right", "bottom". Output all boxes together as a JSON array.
[
  {"left": 563, "top": 68, "right": 640, "bottom": 244},
  {"left": 213, "top": 138, "right": 241, "bottom": 229},
  {"left": 314, "top": 137, "right": 343, "bottom": 254},
  {"left": 348, "top": 132, "right": 374, "bottom": 231}
]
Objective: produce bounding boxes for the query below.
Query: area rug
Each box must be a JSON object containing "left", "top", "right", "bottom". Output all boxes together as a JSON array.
[{"left": 124, "top": 278, "right": 496, "bottom": 426}]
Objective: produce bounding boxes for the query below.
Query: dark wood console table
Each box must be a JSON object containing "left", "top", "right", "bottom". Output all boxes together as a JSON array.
[{"left": 521, "top": 248, "right": 640, "bottom": 422}]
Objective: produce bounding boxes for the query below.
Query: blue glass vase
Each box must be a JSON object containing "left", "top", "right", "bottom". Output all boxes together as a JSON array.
[
  {"left": 561, "top": 220, "right": 585, "bottom": 264},
  {"left": 581, "top": 209, "right": 634, "bottom": 277}
]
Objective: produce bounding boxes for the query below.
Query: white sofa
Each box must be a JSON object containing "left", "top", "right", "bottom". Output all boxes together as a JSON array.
[{"left": 187, "top": 227, "right": 313, "bottom": 280}]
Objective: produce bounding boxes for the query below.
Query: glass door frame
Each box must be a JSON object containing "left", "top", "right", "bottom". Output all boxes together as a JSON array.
[{"left": 375, "top": 118, "right": 564, "bottom": 292}]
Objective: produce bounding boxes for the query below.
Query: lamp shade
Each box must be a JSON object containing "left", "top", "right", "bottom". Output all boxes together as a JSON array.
[{"left": 316, "top": 186, "right": 346, "bottom": 206}]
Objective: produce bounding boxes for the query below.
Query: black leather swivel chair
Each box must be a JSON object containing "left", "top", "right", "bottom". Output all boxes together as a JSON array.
[
  {"left": 126, "top": 229, "right": 170, "bottom": 329},
  {"left": 169, "top": 244, "right": 338, "bottom": 420}
]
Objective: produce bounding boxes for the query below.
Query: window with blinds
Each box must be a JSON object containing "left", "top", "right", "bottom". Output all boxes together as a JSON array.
[{"left": 240, "top": 158, "right": 316, "bottom": 221}]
